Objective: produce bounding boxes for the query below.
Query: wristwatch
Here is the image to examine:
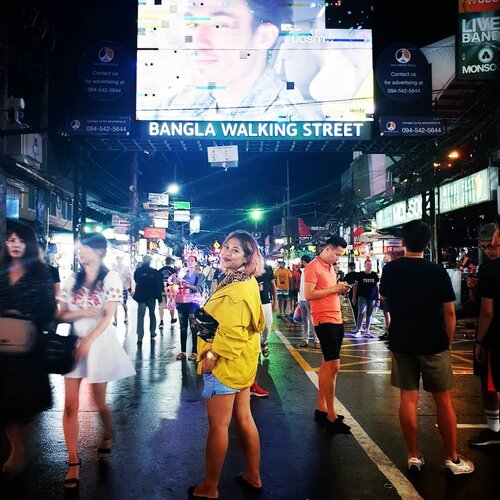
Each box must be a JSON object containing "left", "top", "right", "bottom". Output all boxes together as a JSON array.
[{"left": 206, "top": 350, "right": 219, "bottom": 361}]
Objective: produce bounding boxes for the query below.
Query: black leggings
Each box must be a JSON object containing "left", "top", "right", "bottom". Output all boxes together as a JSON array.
[{"left": 177, "top": 302, "right": 198, "bottom": 353}]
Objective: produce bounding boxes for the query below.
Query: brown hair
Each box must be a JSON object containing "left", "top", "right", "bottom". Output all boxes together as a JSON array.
[{"left": 223, "top": 231, "right": 264, "bottom": 277}]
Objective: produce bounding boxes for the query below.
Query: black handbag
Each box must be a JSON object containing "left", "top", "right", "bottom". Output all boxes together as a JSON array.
[
  {"left": 42, "top": 324, "right": 78, "bottom": 375},
  {"left": 191, "top": 308, "right": 219, "bottom": 342}
]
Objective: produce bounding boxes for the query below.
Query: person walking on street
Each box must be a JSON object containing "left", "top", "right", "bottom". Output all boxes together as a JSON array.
[
  {"left": 158, "top": 256, "right": 177, "bottom": 328},
  {"left": 297, "top": 255, "right": 320, "bottom": 349},
  {"left": 0, "top": 226, "right": 57, "bottom": 478},
  {"left": 380, "top": 220, "right": 474, "bottom": 475},
  {"left": 133, "top": 256, "right": 163, "bottom": 345},
  {"left": 113, "top": 256, "right": 131, "bottom": 325},
  {"left": 275, "top": 260, "right": 292, "bottom": 318},
  {"left": 351, "top": 259, "right": 379, "bottom": 338},
  {"left": 344, "top": 262, "right": 358, "bottom": 324},
  {"left": 58, "top": 233, "right": 135, "bottom": 490},
  {"left": 304, "top": 236, "right": 352, "bottom": 434},
  {"left": 256, "top": 264, "right": 278, "bottom": 357},
  {"left": 468, "top": 223, "right": 500, "bottom": 448},
  {"left": 175, "top": 255, "right": 205, "bottom": 361}
]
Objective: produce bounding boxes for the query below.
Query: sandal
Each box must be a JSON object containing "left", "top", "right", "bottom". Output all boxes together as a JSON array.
[
  {"left": 296, "top": 341, "right": 308, "bottom": 348},
  {"left": 63, "top": 459, "right": 81, "bottom": 490},
  {"left": 314, "top": 342, "right": 321, "bottom": 349},
  {"left": 188, "top": 484, "right": 219, "bottom": 499},
  {"left": 261, "top": 343, "right": 270, "bottom": 357},
  {"left": 176, "top": 352, "right": 186, "bottom": 360},
  {"left": 97, "top": 437, "right": 112, "bottom": 459},
  {"left": 188, "top": 353, "right": 198, "bottom": 361},
  {"left": 235, "top": 473, "right": 263, "bottom": 494}
]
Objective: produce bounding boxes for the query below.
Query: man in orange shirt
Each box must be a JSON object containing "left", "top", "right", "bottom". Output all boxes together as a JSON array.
[
  {"left": 275, "top": 260, "right": 293, "bottom": 318},
  {"left": 304, "top": 236, "right": 351, "bottom": 434}
]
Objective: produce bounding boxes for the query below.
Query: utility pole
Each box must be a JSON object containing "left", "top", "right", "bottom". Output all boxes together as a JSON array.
[
  {"left": 72, "top": 149, "right": 80, "bottom": 271},
  {"left": 35, "top": 45, "right": 50, "bottom": 248},
  {"left": 130, "top": 152, "right": 139, "bottom": 267}
]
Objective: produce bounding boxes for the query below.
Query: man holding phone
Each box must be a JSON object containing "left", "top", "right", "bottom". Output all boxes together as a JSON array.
[{"left": 304, "top": 236, "right": 352, "bottom": 434}]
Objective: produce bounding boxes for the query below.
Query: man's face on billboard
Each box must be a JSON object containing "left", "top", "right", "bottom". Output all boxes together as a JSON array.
[{"left": 184, "top": 0, "right": 277, "bottom": 87}]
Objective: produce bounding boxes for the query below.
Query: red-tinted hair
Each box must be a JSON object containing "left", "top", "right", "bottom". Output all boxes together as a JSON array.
[{"left": 223, "top": 231, "right": 264, "bottom": 277}]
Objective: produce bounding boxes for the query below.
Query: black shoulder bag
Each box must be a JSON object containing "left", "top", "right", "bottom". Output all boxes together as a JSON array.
[{"left": 42, "top": 323, "right": 78, "bottom": 374}]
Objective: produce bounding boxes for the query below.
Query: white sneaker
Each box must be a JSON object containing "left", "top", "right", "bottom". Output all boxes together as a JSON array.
[
  {"left": 407, "top": 456, "right": 425, "bottom": 471},
  {"left": 444, "top": 456, "right": 474, "bottom": 475}
]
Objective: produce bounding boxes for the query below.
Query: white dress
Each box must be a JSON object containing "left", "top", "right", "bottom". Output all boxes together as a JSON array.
[{"left": 60, "top": 271, "right": 136, "bottom": 383}]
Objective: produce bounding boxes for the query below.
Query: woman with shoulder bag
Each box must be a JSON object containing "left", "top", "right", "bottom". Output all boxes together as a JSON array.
[
  {"left": 57, "top": 233, "right": 135, "bottom": 491},
  {"left": 189, "top": 231, "right": 265, "bottom": 500},
  {"left": 0, "top": 225, "right": 57, "bottom": 477}
]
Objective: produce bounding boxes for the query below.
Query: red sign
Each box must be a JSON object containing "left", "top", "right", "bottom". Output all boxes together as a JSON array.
[
  {"left": 384, "top": 239, "right": 404, "bottom": 256},
  {"left": 298, "top": 218, "right": 311, "bottom": 237},
  {"left": 144, "top": 227, "right": 166, "bottom": 240}
]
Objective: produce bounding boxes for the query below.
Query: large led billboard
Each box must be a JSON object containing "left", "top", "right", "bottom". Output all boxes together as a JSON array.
[{"left": 136, "top": 0, "right": 374, "bottom": 139}]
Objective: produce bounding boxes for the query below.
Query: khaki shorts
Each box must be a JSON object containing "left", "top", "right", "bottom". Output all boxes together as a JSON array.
[{"left": 391, "top": 350, "right": 454, "bottom": 393}]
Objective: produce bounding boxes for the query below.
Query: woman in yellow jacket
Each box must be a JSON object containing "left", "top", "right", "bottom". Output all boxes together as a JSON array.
[{"left": 189, "top": 231, "right": 265, "bottom": 500}]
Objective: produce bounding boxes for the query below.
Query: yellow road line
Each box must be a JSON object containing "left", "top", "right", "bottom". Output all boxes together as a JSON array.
[{"left": 274, "top": 328, "right": 423, "bottom": 500}]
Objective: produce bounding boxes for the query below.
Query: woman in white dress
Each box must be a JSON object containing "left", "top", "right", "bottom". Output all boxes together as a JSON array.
[{"left": 57, "top": 233, "right": 135, "bottom": 490}]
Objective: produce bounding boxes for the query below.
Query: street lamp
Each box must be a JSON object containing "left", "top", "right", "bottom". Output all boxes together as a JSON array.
[
  {"left": 250, "top": 208, "right": 263, "bottom": 231},
  {"left": 166, "top": 183, "right": 180, "bottom": 195}
]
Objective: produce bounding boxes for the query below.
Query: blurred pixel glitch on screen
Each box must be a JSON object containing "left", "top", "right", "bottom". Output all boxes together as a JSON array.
[{"left": 136, "top": 0, "right": 374, "bottom": 124}]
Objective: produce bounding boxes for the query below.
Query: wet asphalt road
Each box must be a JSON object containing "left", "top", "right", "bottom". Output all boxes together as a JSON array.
[{"left": 1, "top": 301, "right": 499, "bottom": 500}]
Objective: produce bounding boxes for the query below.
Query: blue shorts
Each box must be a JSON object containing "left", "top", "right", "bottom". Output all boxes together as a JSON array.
[
  {"left": 277, "top": 289, "right": 289, "bottom": 299},
  {"left": 202, "top": 373, "right": 240, "bottom": 399}
]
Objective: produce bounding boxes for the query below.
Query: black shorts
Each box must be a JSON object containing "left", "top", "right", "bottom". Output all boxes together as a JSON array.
[
  {"left": 315, "top": 323, "right": 344, "bottom": 361},
  {"left": 474, "top": 342, "right": 500, "bottom": 391}
]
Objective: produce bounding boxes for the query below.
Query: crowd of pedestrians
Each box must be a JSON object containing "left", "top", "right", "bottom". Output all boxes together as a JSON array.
[{"left": 2, "top": 219, "right": 500, "bottom": 495}]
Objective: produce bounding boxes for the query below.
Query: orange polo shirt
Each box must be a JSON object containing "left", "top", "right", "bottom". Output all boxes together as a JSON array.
[{"left": 304, "top": 256, "right": 342, "bottom": 325}]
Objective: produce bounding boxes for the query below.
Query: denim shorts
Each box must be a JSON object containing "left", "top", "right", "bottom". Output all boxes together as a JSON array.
[{"left": 202, "top": 373, "right": 240, "bottom": 399}]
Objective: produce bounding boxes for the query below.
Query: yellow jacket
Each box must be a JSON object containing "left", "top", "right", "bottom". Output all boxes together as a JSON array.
[{"left": 197, "top": 278, "right": 265, "bottom": 389}]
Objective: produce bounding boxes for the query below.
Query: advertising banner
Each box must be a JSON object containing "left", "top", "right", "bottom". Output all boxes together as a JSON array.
[
  {"left": 457, "top": 1, "right": 500, "bottom": 80},
  {"left": 67, "top": 116, "right": 130, "bottom": 136},
  {"left": 79, "top": 41, "right": 132, "bottom": 101},
  {"left": 136, "top": 1, "right": 373, "bottom": 133},
  {"left": 439, "top": 167, "right": 498, "bottom": 213},
  {"left": 375, "top": 196, "right": 422, "bottom": 230},
  {"left": 144, "top": 227, "right": 166, "bottom": 239},
  {"left": 380, "top": 116, "right": 444, "bottom": 136}
]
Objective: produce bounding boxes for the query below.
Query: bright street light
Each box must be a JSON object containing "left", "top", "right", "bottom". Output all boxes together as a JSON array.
[
  {"left": 250, "top": 209, "right": 263, "bottom": 221},
  {"left": 166, "top": 183, "right": 180, "bottom": 195}
]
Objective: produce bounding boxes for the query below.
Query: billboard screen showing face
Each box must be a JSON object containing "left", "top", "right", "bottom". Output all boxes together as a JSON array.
[{"left": 136, "top": 0, "right": 374, "bottom": 124}]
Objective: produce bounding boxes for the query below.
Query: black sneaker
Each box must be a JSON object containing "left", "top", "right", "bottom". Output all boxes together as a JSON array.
[
  {"left": 159, "top": 320, "right": 164, "bottom": 328},
  {"left": 378, "top": 333, "right": 389, "bottom": 341},
  {"left": 468, "top": 429, "right": 500, "bottom": 448},
  {"left": 325, "top": 418, "right": 351, "bottom": 434},
  {"left": 171, "top": 318, "right": 178, "bottom": 324}
]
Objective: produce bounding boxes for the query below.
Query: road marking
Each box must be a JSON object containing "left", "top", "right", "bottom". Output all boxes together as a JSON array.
[
  {"left": 456, "top": 424, "right": 487, "bottom": 429},
  {"left": 274, "top": 328, "right": 423, "bottom": 500}
]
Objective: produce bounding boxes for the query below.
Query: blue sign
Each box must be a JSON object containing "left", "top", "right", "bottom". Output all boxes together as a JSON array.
[
  {"left": 379, "top": 116, "right": 444, "bottom": 136},
  {"left": 67, "top": 116, "right": 130, "bottom": 136},
  {"left": 142, "top": 121, "right": 372, "bottom": 141},
  {"left": 79, "top": 41, "right": 132, "bottom": 101},
  {"left": 376, "top": 43, "right": 430, "bottom": 103}
]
